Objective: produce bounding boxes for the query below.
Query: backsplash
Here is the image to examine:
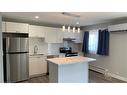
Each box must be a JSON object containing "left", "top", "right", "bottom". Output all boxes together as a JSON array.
[
  {"left": 48, "top": 43, "right": 64, "bottom": 55},
  {"left": 48, "top": 41, "right": 82, "bottom": 55},
  {"left": 29, "top": 38, "right": 82, "bottom": 55},
  {"left": 29, "top": 38, "right": 48, "bottom": 55},
  {"left": 68, "top": 41, "right": 82, "bottom": 52}
]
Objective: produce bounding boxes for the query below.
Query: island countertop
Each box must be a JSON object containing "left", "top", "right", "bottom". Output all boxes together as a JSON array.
[{"left": 46, "top": 56, "right": 96, "bottom": 65}]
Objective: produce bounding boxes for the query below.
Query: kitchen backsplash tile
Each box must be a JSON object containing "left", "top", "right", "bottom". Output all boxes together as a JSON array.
[
  {"left": 29, "top": 38, "right": 48, "bottom": 55},
  {"left": 29, "top": 38, "right": 82, "bottom": 55}
]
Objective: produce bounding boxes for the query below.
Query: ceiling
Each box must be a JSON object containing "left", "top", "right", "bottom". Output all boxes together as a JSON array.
[{"left": 2, "top": 12, "right": 127, "bottom": 27}]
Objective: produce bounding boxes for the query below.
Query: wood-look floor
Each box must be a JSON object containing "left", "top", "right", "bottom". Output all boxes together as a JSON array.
[{"left": 20, "top": 70, "right": 126, "bottom": 83}]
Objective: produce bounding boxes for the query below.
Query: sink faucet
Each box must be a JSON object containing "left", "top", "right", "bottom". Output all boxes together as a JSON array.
[{"left": 34, "top": 45, "right": 38, "bottom": 54}]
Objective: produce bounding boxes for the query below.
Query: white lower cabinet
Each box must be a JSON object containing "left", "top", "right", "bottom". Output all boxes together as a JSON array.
[{"left": 29, "top": 56, "right": 47, "bottom": 77}]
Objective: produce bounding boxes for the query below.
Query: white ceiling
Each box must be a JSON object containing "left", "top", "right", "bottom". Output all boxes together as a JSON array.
[{"left": 2, "top": 12, "right": 127, "bottom": 26}]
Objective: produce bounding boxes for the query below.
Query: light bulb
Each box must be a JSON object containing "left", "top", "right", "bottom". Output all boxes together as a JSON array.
[
  {"left": 68, "top": 26, "right": 70, "bottom": 32},
  {"left": 62, "top": 25, "right": 65, "bottom": 32},
  {"left": 78, "top": 27, "right": 80, "bottom": 33},
  {"left": 73, "top": 27, "right": 75, "bottom": 33},
  {"left": 35, "top": 16, "right": 39, "bottom": 19}
]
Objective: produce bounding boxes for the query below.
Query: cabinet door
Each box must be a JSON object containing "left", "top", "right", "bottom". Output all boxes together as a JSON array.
[
  {"left": 41, "top": 57, "right": 47, "bottom": 74},
  {"left": 34, "top": 58, "right": 44, "bottom": 75},
  {"left": 6, "top": 22, "right": 29, "bottom": 33},
  {"left": 45, "top": 27, "right": 63, "bottom": 43},
  {"left": 55, "top": 28, "right": 63, "bottom": 43},
  {"left": 63, "top": 31, "right": 75, "bottom": 39},
  {"left": 29, "top": 57, "right": 41, "bottom": 76},
  {"left": 2, "top": 21, "right": 6, "bottom": 32},
  {"left": 29, "top": 25, "right": 45, "bottom": 38},
  {"left": 73, "top": 31, "right": 83, "bottom": 43},
  {"left": 29, "top": 57, "right": 47, "bottom": 76},
  {"left": 29, "top": 57, "right": 37, "bottom": 76}
]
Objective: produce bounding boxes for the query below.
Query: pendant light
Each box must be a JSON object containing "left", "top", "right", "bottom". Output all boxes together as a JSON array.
[
  {"left": 68, "top": 26, "right": 70, "bottom": 32},
  {"left": 62, "top": 25, "right": 80, "bottom": 33},
  {"left": 62, "top": 25, "right": 65, "bottom": 32},
  {"left": 73, "top": 27, "right": 75, "bottom": 33},
  {"left": 77, "top": 27, "right": 80, "bottom": 33}
]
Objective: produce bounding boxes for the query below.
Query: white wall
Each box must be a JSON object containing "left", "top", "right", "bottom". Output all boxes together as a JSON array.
[
  {"left": 0, "top": 14, "right": 3, "bottom": 82},
  {"left": 90, "top": 33, "right": 127, "bottom": 80},
  {"left": 84, "top": 26, "right": 127, "bottom": 81}
]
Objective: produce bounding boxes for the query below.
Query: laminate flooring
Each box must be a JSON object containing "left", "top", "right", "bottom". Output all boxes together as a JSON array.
[{"left": 20, "top": 70, "right": 126, "bottom": 83}]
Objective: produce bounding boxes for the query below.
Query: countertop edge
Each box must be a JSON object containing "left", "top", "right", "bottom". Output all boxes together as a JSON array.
[{"left": 46, "top": 57, "right": 96, "bottom": 65}]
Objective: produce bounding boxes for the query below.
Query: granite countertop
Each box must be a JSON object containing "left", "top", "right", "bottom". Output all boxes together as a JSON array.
[{"left": 46, "top": 56, "right": 96, "bottom": 65}]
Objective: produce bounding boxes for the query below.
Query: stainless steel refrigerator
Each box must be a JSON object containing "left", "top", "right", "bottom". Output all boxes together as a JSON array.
[{"left": 3, "top": 33, "right": 29, "bottom": 83}]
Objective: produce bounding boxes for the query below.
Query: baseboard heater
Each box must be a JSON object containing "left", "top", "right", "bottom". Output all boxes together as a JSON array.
[
  {"left": 89, "top": 65, "right": 127, "bottom": 82},
  {"left": 89, "top": 65, "right": 105, "bottom": 74}
]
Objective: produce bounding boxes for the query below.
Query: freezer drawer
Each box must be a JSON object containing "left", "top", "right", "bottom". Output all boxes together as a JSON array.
[{"left": 6, "top": 53, "right": 29, "bottom": 82}]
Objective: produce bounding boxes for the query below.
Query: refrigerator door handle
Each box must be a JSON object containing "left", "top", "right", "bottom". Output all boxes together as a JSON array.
[
  {"left": 6, "top": 54, "right": 10, "bottom": 82},
  {"left": 6, "top": 37, "right": 10, "bottom": 53}
]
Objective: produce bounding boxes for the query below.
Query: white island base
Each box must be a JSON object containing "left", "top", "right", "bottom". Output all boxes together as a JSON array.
[{"left": 47, "top": 56, "right": 96, "bottom": 83}]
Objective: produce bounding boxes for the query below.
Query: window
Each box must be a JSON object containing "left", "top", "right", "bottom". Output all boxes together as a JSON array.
[{"left": 88, "top": 30, "right": 98, "bottom": 54}]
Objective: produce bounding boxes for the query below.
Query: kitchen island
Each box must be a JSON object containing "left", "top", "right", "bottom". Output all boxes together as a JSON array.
[{"left": 47, "top": 56, "right": 96, "bottom": 83}]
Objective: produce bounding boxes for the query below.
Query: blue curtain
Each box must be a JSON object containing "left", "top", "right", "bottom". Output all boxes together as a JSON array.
[
  {"left": 82, "top": 31, "right": 89, "bottom": 55},
  {"left": 97, "top": 29, "right": 110, "bottom": 55}
]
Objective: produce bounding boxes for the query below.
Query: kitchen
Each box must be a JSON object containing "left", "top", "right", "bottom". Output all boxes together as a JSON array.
[
  {"left": 1, "top": 13, "right": 87, "bottom": 83},
  {"left": 0, "top": 12, "right": 127, "bottom": 83},
  {"left": 1, "top": 0, "right": 127, "bottom": 95}
]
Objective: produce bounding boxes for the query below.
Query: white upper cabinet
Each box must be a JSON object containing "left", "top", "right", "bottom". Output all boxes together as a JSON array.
[
  {"left": 63, "top": 30, "right": 83, "bottom": 43},
  {"left": 73, "top": 31, "right": 83, "bottom": 43},
  {"left": 45, "top": 27, "right": 63, "bottom": 43},
  {"left": 2, "top": 21, "right": 6, "bottom": 32},
  {"left": 29, "top": 25, "right": 45, "bottom": 38},
  {"left": 5, "top": 22, "right": 29, "bottom": 33},
  {"left": 63, "top": 31, "right": 75, "bottom": 39}
]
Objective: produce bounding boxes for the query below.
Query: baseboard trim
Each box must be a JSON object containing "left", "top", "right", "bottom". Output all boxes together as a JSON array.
[
  {"left": 108, "top": 73, "right": 127, "bottom": 82},
  {"left": 29, "top": 73, "right": 47, "bottom": 79},
  {"left": 89, "top": 65, "right": 127, "bottom": 82},
  {"left": 89, "top": 65, "right": 105, "bottom": 74}
]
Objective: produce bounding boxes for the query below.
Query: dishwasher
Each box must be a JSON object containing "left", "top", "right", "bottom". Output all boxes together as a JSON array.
[{"left": 46, "top": 55, "right": 59, "bottom": 75}]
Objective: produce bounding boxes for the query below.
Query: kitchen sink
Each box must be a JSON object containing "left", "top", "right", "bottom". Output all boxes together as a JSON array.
[{"left": 29, "top": 54, "right": 44, "bottom": 57}]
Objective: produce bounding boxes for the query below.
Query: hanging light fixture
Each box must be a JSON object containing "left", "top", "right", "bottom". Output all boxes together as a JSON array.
[
  {"left": 77, "top": 27, "right": 80, "bottom": 33},
  {"left": 68, "top": 26, "right": 71, "bottom": 32},
  {"left": 61, "top": 12, "right": 81, "bottom": 33},
  {"left": 62, "top": 25, "right": 65, "bottom": 32},
  {"left": 62, "top": 24, "right": 80, "bottom": 33},
  {"left": 73, "top": 27, "right": 75, "bottom": 33}
]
